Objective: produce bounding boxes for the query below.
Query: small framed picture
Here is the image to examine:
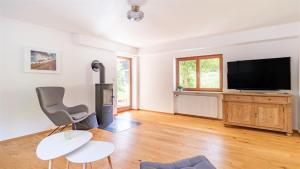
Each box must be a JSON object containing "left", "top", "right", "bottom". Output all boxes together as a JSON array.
[{"left": 24, "top": 47, "right": 61, "bottom": 73}]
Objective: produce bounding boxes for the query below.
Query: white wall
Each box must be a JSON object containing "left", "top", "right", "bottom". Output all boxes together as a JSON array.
[
  {"left": 139, "top": 24, "right": 300, "bottom": 129},
  {"left": 127, "top": 56, "right": 139, "bottom": 109},
  {"left": 298, "top": 25, "right": 300, "bottom": 130},
  {"left": 0, "top": 18, "right": 121, "bottom": 141},
  {"left": 139, "top": 53, "right": 174, "bottom": 112},
  {"left": 0, "top": 17, "right": 4, "bottom": 137}
]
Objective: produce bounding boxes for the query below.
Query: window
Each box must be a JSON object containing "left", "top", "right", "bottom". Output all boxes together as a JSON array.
[
  {"left": 176, "top": 54, "right": 223, "bottom": 91},
  {"left": 199, "top": 57, "right": 221, "bottom": 89}
]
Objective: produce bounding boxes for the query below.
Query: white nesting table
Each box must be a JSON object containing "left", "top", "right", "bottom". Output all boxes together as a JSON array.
[
  {"left": 36, "top": 130, "right": 92, "bottom": 169},
  {"left": 65, "top": 141, "right": 115, "bottom": 169}
]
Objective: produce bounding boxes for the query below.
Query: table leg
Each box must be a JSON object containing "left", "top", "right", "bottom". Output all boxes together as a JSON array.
[
  {"left": 48, "top": 159, "right": 53, "bottom": 169},
  {"left": 83, "top": 163, "right": 87, "bottom": 169},
  {"left": 107, "top": 156, "right": 113, "bottom": 169},
  {"left": 66, "top": 161, "right": 70, "bottom": 169}
]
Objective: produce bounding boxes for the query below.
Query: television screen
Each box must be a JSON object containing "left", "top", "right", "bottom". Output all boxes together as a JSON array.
[{"left": 227, "top": 57, "right": 291, "bottom": 90}]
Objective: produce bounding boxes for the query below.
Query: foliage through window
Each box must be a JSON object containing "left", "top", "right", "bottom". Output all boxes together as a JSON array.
[
  {"left": 176, "top": 55, "right": 223, "bottom": 91},
  {"left": 179, "top": 60, "right": 196, "bottom": 88},
  {"left": 117, "top": 57, "right": 131, "bottom": 108}
]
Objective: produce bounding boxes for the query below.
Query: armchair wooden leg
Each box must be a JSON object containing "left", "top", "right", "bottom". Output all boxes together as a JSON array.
[
  {"left": 48, "top": 159, "right": 53, "bottom": 169},
  {"left": 66, "top": 161, "right": 70, "bottom": 169},
  {"left": 82, "top": 163, "right": 87, "bottom": 169}
]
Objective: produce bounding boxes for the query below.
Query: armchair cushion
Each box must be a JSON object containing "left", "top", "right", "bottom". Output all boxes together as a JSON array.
[
  {"left": 67, "top": 105, "right": 89, "bottom": 115},
  {"left": 48, "top": 110, "right": 73, "bottom": 126},
  {"left": 71, "top": 112, "right": 89, "bottom": 120}
]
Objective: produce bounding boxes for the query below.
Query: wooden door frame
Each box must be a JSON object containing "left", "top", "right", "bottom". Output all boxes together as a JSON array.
[{"left": 117, "top": 56, "right": 132, "bottom": 113}]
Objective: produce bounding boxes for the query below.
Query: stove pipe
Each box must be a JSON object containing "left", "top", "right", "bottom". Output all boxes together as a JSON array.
[{"left": 91, "top": 60, "right": 105, "bottom": 83}]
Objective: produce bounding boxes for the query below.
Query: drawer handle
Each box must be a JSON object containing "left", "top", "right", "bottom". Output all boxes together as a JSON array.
[{"left": 268, "top": 98, "right": 272, "bottom": 101}]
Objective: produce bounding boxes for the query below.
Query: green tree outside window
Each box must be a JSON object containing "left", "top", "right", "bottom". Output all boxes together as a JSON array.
[{"left": 179, "top": 60, "right": 196, "bottom": 88}]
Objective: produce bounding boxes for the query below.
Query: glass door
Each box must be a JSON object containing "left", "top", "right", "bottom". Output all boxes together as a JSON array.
[{"left": 117, "top": 57, "right": 132, "bottom": 112}]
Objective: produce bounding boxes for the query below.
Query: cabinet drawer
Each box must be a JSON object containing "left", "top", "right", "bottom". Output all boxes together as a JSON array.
[
  {"left": 253, "top": 96, "right": 288, "bottom": 104},
  {"left": 224, "top": 95, "right": 253, "bottom": 102}
]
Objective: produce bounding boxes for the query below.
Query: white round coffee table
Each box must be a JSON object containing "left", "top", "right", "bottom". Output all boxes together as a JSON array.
[
  {"left": 65, "top": 141, "right": 115, "bottom": 169},
  {"left": 36, "top": 130, "right": 92, "bottom": 169}
]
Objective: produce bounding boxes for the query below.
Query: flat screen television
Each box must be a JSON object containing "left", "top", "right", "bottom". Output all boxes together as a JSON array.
[{"left": 227, "top": 57, "right": 291, "bottom": 90}]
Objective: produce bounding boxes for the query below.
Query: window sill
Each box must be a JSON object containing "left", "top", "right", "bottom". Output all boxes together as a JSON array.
[{"left": 173, "top": 91, "right": 223, "bottom": 97}]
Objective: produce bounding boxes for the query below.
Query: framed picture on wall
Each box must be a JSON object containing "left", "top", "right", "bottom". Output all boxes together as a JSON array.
[{"left": 24, "top": 47, "right": 61, "bottom": 73}]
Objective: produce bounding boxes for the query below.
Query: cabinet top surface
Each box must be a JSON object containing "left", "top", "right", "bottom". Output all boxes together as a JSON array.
[{"left": 223, "top": 92, "right": 292, "bottom": 97}]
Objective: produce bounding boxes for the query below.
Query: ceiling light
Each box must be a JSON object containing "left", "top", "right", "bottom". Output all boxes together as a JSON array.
[
  {"left": 127, "top": 6, "right": 144, "bottom": 21},
  {"left": 127, "top": 0, "right": 145, "bottom": 22}
]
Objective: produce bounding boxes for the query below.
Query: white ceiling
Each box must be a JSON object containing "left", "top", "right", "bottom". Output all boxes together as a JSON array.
[{"left": 0, "top": 0, "right": 299, "bottom": 48}]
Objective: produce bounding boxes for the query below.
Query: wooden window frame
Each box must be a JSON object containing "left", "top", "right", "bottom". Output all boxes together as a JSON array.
[
  {"left": 176, "top": 54, "right": 223, "bottom": 92},
  {"left": 117, "top": 56, "right": 132, "bottom": 113}
]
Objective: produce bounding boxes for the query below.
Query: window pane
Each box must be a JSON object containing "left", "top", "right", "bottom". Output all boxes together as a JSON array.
[
  {"left": 199, "top": 58, "right": 220, "bottom": 89},
  {"left": 179, "top": 60, "right": 196, "bottom": 88},
  {"left": 117, "top": 58, "right": 131, "bottom": 107}
]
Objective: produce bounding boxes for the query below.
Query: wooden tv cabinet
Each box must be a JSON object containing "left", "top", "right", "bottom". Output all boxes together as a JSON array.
[{"left": 223, "top": 92, "right": 293, "bottom": 135}]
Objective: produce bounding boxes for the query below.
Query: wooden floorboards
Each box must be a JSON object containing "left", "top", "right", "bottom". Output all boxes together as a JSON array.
[{"left": 1, "top": 110, "right": 300, "bottom": 169}]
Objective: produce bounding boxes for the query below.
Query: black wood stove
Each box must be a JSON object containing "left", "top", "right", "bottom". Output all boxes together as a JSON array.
[{"left": 91, "top": 60, "right": 114, "bottom": 127}]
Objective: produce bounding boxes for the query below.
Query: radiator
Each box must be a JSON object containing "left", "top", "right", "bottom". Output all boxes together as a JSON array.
[{"left": 174, "top": 92, "right": 221, "bottom": 118}]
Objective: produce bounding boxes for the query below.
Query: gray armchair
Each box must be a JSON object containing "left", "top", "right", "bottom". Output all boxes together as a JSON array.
[{"left": 36, "top": 87, "right": 90, "bottom": 135}]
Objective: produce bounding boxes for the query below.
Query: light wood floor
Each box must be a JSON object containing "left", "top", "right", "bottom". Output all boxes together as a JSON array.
[{"left": 1, "top": 110, "right": 300, "bottom": 169}]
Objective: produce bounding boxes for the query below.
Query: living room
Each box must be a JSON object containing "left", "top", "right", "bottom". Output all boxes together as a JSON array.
[{"left": 0, "top": 0, "right": 300, "bottom": 169}]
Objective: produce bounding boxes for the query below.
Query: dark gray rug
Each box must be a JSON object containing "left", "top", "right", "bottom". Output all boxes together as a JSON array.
[{"left": 99, "top": 115, "right": 141, "bottom": 133}]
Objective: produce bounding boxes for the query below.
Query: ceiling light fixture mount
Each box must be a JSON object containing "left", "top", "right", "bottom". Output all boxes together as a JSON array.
[{"left": 127, "top": 0, "right": 145, "bottom": 22}]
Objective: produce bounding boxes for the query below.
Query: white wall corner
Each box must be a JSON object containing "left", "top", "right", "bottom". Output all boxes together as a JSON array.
[
  {"left": 72, "top": 34, "right": 139, "bottom": 56},
  {"left": 298, "top": 22, "right": 300, "bottom": 131}
]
